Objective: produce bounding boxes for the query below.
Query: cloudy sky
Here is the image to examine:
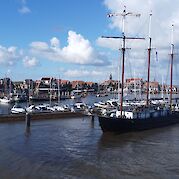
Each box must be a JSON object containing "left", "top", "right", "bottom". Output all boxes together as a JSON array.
[{"left": 0, "top": 0, "right": 178, "bottom": 84}]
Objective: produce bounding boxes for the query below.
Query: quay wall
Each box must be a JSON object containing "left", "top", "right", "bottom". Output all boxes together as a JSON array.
[{"left": 0, "top": 112, "right": 85, "bottom": 123}]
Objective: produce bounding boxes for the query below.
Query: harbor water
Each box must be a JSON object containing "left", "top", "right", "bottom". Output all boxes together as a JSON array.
[
  {"left": 0, "top": 117, "right": 179, "bottom": 178},
  {"left": 0, "top": 93, "right": 179, "bottom": 178},
  {"left": 0, "top": 93, "right": 179, "bottom": 115}
]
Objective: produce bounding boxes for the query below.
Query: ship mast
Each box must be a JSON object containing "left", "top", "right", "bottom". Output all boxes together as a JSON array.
[
  {"left": 102, "top": 6, "right": 144, "bottom": 116},
  {"left": 146, "top": 13, "right": 152, "bottom": 106},
  {"left": 58, "top": 76, "right": 60, "bottom": 105},
  {"left": 170, "top": 24, "right": 174, "bottom": 107}
]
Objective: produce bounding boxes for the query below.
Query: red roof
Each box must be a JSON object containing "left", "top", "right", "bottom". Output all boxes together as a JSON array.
[
  {"left": 126, "top": 78, "right": 143, "bottom": 83},
  {"left": 86, "top": 82, "right": 94, "bottom": 86},
  {"left": 61, "top": 80, "right": 70, "bottom": 84}
]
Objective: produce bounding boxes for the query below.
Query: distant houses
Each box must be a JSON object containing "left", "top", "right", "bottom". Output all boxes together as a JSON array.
[
  {"left": 162, "top": 84, "right": 178, "bottom": 93},
  {"left": 34, "top": 77, "right": 72, "bottom": 99},
  {"left": 144, "top": 81, "right": 160, "bottom": 94},
  {"left": 126, "top": 78, "right": 143, "bottom": 93},
  {"left": 100, "top": 73, "right": 119, "bottom": 92},
  {"left": 0, "top": 78, "right": 13, "bottom": 96},
  {"left": 0, "top": 76, "right": 178, "bottom": 99}
]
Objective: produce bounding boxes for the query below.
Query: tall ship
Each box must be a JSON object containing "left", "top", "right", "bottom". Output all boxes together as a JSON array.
[{"left": 98, "top": 8, "right": 179, "bottom": 133}]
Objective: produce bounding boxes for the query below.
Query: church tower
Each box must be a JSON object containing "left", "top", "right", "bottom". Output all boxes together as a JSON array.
[{"left": 109, "top": 73, "right": 112, "bottom": 80}]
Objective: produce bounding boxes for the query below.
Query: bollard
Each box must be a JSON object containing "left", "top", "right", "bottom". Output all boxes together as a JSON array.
[{"left": 25, "top": 112, "right": 31, "bottom": 128}]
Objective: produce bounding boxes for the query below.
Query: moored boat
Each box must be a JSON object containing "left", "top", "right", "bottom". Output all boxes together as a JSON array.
[
  {"left": 0, "top": 97, "right": 12, "bottom": 104},
  {"left": 98, "top": 110, "right": 179, "bottom": 133},
  {"left": 11, "top": 104, "right": 26, "bottom": 114},
  {"left": 98, "top": 9, "right": 179, "bottom": 133}
]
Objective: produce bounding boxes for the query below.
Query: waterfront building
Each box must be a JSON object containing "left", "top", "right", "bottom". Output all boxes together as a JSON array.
[
  {"left": 71, "top": 81, "right": 84, "bottom": 90},
  {"left": 144, "top": 81, "right": 160, "bottom": 94},
  {"left": 100, "top": 74, "right": 119, "bottom": 92},
  {"left": 34, "top": 77, "right": 57, "bottom": 99},
  {"left": 164, "top": 85, "right": 178, "bottom": 94},
  {"left": 125, "top": 78, "right": 144, "bottom": 93}
]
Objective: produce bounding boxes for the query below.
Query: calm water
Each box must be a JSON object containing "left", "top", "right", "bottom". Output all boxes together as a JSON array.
[
  {"left": 0, "top": 93, "right": 179, "bottom": 115},
  {"left": 0, "top": 116, "right": 179, "bottom": 179}
]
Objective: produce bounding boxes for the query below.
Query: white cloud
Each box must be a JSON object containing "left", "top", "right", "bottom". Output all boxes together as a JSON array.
[
  {"left": 18, "top": 0, "right": 31, "bottom": 14},
  {"left": 30, "top": 30, "right": 110, "bottom": 66},
  {"left": 0, "top": 46, "right": 20, "bottom": 66},
  {"left": 30, "top": 42, "right": 49, "bottom": 50},
  {"left": 50, "top": 37, "right": 60, "bottom": 48},
  {"left": 64, "top": 69, "right": 103, "bottom": 78},
  {"left": 99, "top": 0, "right": 179, "bottom": 83},
  {"left": 0, "top": 45, "right": 38, "bottom": 69},
  {"left": 23, "top": 56, "right": 39, "bottom": 68},
  {"left": 96, "top": 37, "right": 120, "bottom": 50},
  {"left": 18, "top": 6, "right": 31, "bottom": 14},
  {"left": 103, "top": 0, "right": 179, "bottom": 49}
]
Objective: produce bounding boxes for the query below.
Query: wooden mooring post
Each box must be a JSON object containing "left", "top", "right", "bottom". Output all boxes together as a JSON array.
[
  {"left": 25, "top": 112, "right": 31, "bottom": 128},
  {"left": 91, "top": 115, "right": 95, "bottom": 122}
]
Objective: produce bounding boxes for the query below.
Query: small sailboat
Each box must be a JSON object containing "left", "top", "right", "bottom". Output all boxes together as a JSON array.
[
  {"left": 71, "top": 90, "right": 82, "bottom": 99},
  {"left": 0, "top": 96, "right": 12, "bottom": 104},
  {"left": 11, "top": 104, "right": 26, "bottom": 114}
]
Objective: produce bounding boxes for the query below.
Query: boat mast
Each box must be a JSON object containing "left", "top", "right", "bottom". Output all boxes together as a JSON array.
[
  {"left": 170, "top": 24, "right": 174, "bottom": 107},
  {"left": 162, "top": 76, "right": 164, "bottom": 99},
  {"left": 146, "top": 13, "right": 152, "bottom": 106},
  {"left": 58, "top": 76, "right": 60, "bottom": 105},
  {"left": 4, "top": 75, "right": 7, "bottom": 97},
  {"left": 28, "top": 79, "right": 30, "bottom": 106},
  {"left": 49, "top": 77, "right": 52, "bottom": 106},
  {"left": 9, "top": 79, "right": 11, "bottom": 98},
  {"left": 118, "top": 65, "right": 120, "bottom": 101},
  {"left": 134, "top": 70, "right": 137, "bottom": 99},
  {"left": 102, "top": 6, "right": 144, "bottom": 116},
  {"left": 121, "top": 16, "right": 126, "bottom": 116}
]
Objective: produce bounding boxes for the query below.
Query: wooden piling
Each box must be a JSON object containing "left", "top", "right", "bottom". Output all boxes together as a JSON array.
[{"left": 25, "top": 112, "right": 31, "bottom": 128}]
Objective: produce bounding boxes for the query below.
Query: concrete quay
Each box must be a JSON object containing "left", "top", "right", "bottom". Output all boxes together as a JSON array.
[{"left": 0, "top": 111, "right": 85, "bottom": 123}]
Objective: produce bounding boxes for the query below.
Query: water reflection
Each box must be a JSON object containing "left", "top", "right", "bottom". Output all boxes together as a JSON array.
[
  {"left": 25, "top": 127, "right": 31, "bottom": 138},
  {"left": 0, "top": 118, "right": 179, "bottom": 178},
  {"left": 98, "top": 125, "right": 179, "bottom": 149}
]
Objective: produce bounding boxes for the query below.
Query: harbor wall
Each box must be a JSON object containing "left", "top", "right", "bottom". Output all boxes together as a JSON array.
[{"left": 0, "top": 112, "right": 85, "bottom": 123}]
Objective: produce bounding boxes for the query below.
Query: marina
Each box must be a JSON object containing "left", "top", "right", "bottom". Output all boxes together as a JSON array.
[
  {"left": 0, "top": 93, "right": 179, "bottom": 120},
  {"left": 0, "top": 1, "right": 179, "bottom": 178}
]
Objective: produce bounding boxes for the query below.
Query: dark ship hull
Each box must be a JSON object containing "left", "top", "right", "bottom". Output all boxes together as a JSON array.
[{"left": 98, "top": 112, "right": 179, "bottom": 133}]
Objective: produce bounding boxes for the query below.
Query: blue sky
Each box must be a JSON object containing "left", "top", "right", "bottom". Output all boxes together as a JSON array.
[
  {"left": 0, "top": 0, "right": 179, "bottom": 84},
  {"left": 0, "top": 1, "right": 105, "bottom": 43},
  {"left": 0, "top": 0, "right": 113, "bottom": 82}
]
